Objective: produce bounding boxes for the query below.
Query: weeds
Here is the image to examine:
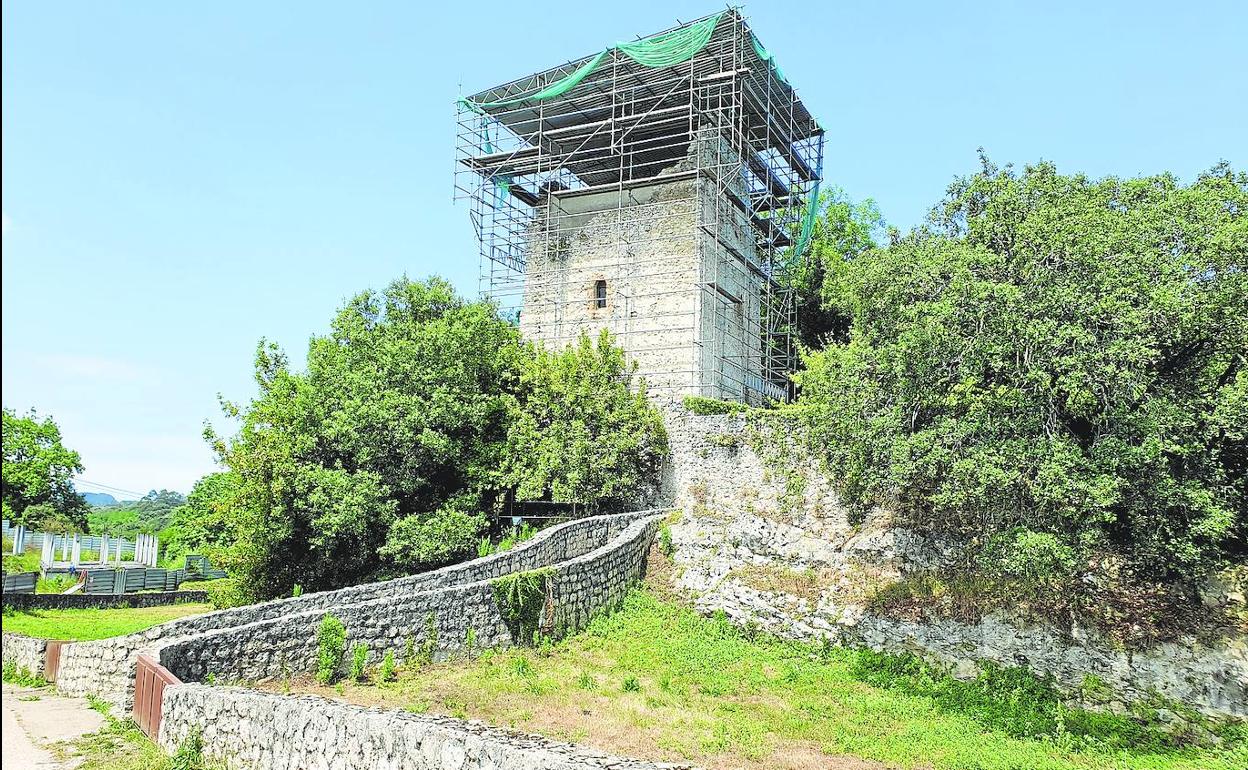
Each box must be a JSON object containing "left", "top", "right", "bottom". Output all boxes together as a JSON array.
[{"left": 349, "top": 643, "right": 368, "bottom": 682}]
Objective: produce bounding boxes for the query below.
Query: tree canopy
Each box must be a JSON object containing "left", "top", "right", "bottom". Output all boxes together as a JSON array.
[
  {"left": 796, "top": 158, "right": 1247, "bottom": 583},
  {"left": 209, "top": 277, "right": 666, "bottom": 598},
  {"left": 2, "top": 408, "right": 90, "bottom": 531}
]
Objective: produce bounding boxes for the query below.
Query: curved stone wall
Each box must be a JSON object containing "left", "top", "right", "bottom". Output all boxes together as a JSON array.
[
  {"left": 44, "top": 510, "right": 662, "bottom": 707},
  {"left": 159, "top": 686, "right": 692, "bottom": 770},
  {"left": 153, "top": 513, "right": 659, "bottom": 685}
]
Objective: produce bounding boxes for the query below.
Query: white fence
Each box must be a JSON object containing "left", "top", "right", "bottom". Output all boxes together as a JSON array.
[{"left": 2, "top": 521, "right": 159, "bottom": 569}]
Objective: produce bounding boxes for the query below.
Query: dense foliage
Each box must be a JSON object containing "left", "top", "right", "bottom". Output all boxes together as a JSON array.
[
  {"left": 208, "top": 277, "right": 666, "bottom": 598},
  {"left": 504, "top": 331, "right": 666, "bottom": 506},
  {"left": 1, "top": 408, "right": 90, "bottom": 531},
  {"left": 789, "top": 187, "right": 886, "bottom": 349},
  {"left": 797, "top": 159, "right": 1247, "bottom": 583},
  {"left": 159, "top": 473, "right": 239, "bottom": 565}
]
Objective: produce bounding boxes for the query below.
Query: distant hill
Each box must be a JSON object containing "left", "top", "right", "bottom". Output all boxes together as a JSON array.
[
  {"left": 81, "top": 492, "right": 118, "bottom": 507},
  {"left": 87, "top": 489, "right": 187, "bottom": 537}
]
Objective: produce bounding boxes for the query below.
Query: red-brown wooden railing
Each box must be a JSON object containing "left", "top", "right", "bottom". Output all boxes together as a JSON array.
[
  {"left": 133, "top": 653, "right": 181, "bottom": 739},
  {"left": 44, "top": 640, "right": 65, "bottom": 682}
]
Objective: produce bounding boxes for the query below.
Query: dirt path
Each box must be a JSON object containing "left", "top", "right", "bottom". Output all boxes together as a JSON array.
[{"left": 1, "top": 682, "right": 107, "bottom": 769}]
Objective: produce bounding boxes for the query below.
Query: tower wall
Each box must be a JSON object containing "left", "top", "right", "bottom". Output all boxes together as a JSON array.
[{"left": 520, "top": 134, "right": 767, "bottom": 402}]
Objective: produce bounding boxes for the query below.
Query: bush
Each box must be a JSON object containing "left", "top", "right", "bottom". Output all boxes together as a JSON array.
[
  {"left": 378, "top": 650, "right": 396, "bottom": 682},
  {"left": 979, "top": 528, "right": 1077, "bottom": 589},
  {"left": 349, "top": 643, "right": 368, "bottom": 682},
  {"left": 181, "top": 578, "right": 248, "bottom": 609},
  {"left": 316, "top": 614, "right": 346, "bottom": 684},
  {"left": 797, "top": 159, "right": 1248, "bottom": 583}
]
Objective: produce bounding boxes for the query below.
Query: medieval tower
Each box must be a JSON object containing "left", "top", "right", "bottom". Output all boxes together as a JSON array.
[{"left": 456, "top": 9, "right": 823, "bottom": 405}]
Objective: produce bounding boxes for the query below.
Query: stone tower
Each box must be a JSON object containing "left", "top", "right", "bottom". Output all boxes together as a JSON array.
[{"left": 456, "top": 9, "right": 823, "bottom": 405}]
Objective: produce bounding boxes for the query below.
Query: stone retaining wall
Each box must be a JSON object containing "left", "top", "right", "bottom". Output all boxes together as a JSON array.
[
  {"left": 43, "top": 510, "right": 660, "bottom": 709},
  {"left": 2, "top": 591, "right": 209, "bottom": 611},
  {"left": 663, "top": 409, "right": 1248, "bottom": 719},
  {"left": 1, "top": 632, "right": 47, "bottom": 678},
  {"left": 153, "top": 515, "right": 660, "bottom": 685},
  {"left": 159, "top": 685, "right": 692, "bottom": 770}
]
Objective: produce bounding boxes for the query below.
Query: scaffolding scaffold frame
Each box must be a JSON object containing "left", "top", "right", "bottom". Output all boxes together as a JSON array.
[{"left": 455, "top": 8, "right": 823, "bottom": 405}]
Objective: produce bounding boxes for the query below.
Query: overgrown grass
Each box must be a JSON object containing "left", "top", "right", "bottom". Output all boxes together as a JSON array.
[
  {"left": 275, "top": 588, "right": 1245, "bottom": 770},
  {"left": 37, "top": 574, "right": 78, "bottom": 594},
  {"left": 1, "top": 602, "right": 211, "bottom": 640}
]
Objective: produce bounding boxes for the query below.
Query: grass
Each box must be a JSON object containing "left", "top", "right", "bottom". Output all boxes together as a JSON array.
[
  {"left": 1, "top": 602, "right": 211, "bottom": 640},
  {"left": 270, "top": 588, "right": 1246, "bottom": 770},
  {"left": 52, "top": 695, "right": 219, "bottom": 770}
]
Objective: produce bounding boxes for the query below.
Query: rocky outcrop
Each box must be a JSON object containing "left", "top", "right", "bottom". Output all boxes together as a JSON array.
[{"left": 662, "top": 408, "right": 1248, "bottom": 720}]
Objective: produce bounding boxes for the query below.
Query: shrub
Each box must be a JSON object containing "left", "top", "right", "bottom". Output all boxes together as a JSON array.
[
  {"left": 316, "top": 614, "right": 346, "bottom": 684},
  {"left": 979, "top": 528, "right": 1077, "bottom": 589},
  {"left": 349, "top": 643, "right": 368, "bottom": 682},
  {"left": 181, "top": 578, "right": 249, "bottom": 609},
  {"left": 658, "top": 525, "right": 674, "bottom": 557},
  {"left": 622, "top": 675, "right": 641, "bottom": 692},
  {"left": 378, "top": 650, "right": 396, "bottom": 682}
]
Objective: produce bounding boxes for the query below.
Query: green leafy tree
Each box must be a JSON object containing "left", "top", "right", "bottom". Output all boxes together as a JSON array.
[
  {"left": 797, "top": 158, "right": 1247, "bottom": 582},
  {"left": 790, "top": 188, "right": 886, "bottom": 349},
  {"left": 505, "top": 330, "right": 667, "bottom": 506},
  {"left": 208, "top": 277, "right": 672, "bottom": 600},
  {"left": 1, "top": 408, "right": 89, "bottom": 530},
  {"left": 161, "top": 472, "right": 240, "bottom": 566},
  {"left": 211, "top": 277, "right": 520, "bottom": 597}
]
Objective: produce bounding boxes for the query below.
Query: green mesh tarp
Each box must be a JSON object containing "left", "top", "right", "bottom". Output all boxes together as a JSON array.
[
  {"left": 464, "top": 12, "right": 823, "bottom": 261},
  {"left": 460, "top": 12, "right": 724, "bottom": 112},
  {"left": 749, "top": 33, "right": 787, "bottom": 85}
]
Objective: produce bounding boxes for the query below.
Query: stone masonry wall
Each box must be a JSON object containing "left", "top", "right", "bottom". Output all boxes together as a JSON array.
[
  {"left": 1, "top": 632, "right": 46, "bottom": 678},
  {"left": 49, "top": 510, "right": 659, "bottom": 709},
  {"left": 661, "top": 408, "right": 1248, "bottom": 719},
  {"left": 159, "top": 685, "right": 693, "bottom": 770},
  {"left": 152, "top": 515, "right": 660, "bottom": 685}
]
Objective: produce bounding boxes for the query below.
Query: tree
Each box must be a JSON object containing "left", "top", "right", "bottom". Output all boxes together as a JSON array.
[
  {"left": 211, "top": 277, "right": 520, "bottom": 596},
  {"left": 161, "top": 472, "right": 240, "bottom": 566},
  {"left": 208, "top": 276, "right": 670, "bottom": 599},
  {"left": 504, "top": 330, "right": 667, "bottom": 507},
  {"left": 789, "top": 188, "right": 886, "bottom": 350},
  {"left": 2, "top": 408, "right": 89, "bottom": 531},
  {"left": 797, "top": 158, "right": 1247, "bottom": 582}
]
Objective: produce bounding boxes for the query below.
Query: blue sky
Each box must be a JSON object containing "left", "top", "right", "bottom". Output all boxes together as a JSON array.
[{"left": 2, "top": 1, "right": 1245, "bottom": 496}]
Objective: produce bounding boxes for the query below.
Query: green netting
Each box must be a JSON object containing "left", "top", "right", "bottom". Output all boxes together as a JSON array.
[
  {"left": 749, "top": 32, "right": 787, "bottom": 85},
  {"left": 616, "top": 12, "right": 723, "bottom": 68},
  {"left": 790, "top": 180, "right": 820, "bottom": 259},
  {"left": 460, "top": 12, "right": 725, "bottom": 112}
]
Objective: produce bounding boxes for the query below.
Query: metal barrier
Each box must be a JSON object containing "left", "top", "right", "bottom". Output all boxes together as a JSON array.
[
  {"left": 133, "top": 653, "right": 181, "bottom": 739},
  {"left": 1, "top": 571, "right": 37, "bottom": 594}
]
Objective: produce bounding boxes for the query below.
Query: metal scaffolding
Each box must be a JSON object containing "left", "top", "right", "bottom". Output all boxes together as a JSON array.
[{"left": 455, "top": 8, "right": 823, "bottom": 405}]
